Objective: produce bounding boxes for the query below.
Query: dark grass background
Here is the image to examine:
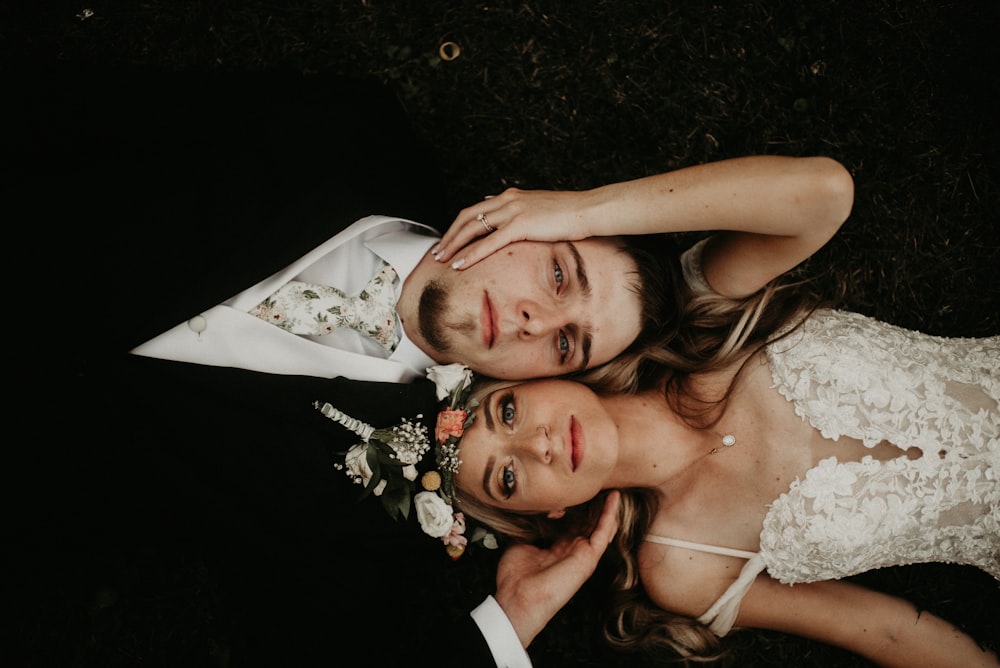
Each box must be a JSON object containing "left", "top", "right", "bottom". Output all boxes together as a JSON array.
[{"left": 4, "top": 1, "right": 999, "bottom": 666}]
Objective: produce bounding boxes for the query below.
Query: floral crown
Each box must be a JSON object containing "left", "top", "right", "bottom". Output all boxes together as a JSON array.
[{"left": 313, "top": 363, "right": 495, "bottom": 559}]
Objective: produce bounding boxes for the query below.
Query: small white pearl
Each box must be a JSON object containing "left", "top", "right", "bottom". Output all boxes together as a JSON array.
[
  {"left": 187, "top": 315, "right": 207, "bottom": 335},
  {"left": 722, "top": 434, "right": 736, "bottom": 447}
]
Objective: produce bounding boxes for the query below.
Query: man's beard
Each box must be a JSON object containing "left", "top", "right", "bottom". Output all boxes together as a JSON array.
[{"left": 418, "top": 280, "right": 454, "bottom": 354}]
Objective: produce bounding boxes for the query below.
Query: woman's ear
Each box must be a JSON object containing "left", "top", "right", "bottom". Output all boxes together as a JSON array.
[{"left": 546, "top": 509, "right": 566, "bottom": 520}]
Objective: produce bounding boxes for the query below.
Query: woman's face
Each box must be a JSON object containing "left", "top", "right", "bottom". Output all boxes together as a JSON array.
[{"left": 454, "top": 379, "right": 619, "bottom": 515}]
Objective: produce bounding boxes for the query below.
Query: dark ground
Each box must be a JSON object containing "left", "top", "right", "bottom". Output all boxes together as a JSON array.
[{"left": 4, "top": 1, "right": 999, "bottom": 666}]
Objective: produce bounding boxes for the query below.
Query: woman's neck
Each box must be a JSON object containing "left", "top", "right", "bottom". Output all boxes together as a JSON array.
[{"left": 601, "top": 389, "right": 716, "bottom": 489}]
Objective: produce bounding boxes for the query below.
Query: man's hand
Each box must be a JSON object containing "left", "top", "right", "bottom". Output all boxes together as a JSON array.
[{"left": 493, "top": 491, "right": 621, "bottom": 647}]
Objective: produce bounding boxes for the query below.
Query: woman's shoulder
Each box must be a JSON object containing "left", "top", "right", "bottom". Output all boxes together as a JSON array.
[{"left": 638, "top": 533, "right": 753, "bottom": 620}]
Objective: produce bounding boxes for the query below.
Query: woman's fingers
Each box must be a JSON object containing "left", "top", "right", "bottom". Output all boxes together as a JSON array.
[
  {"left": 434, "top": 193, "right": 521, "bottom": 266},
  {"left": 446, "top": 225, "right": 525, "bottom": 269},
  {"left": 435, "top": 192, "right": 511, "bottom": 260},
  {"left": 432, "top": 186, "right": 586, "bottom": 269}
]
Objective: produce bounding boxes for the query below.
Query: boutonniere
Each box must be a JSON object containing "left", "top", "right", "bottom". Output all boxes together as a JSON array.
[{"left": 315, "top": 363, "right": 496, "bottom": 558}]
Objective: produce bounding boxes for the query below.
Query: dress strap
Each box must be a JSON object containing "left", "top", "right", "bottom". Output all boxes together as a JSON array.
[{"left": 645, "top": 534, "right": 758, "bottom": 560}]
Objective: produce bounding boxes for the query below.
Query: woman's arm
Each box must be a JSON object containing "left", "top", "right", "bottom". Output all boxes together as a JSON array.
[
  {"left": 738, "top": 575, "right": 998, "bottom": 668},
  {"left": 434, "top": 155, "right": 853, "bottom": 297}
]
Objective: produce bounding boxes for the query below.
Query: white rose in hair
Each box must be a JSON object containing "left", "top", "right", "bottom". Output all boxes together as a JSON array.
[
  {"left": 414, "top": 491, "right": 455, "bottom": 537},
  {"left": 426, "top": 363, "right": 474, "bottom": 402}
]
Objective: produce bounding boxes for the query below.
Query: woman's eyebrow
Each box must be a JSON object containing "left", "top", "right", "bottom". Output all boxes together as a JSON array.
[
  {"left": 482, "top": 454, "right": 498, "bottom": 502},
  {"left": 482, "top": 392, "right": 496, "bottom": 431}
]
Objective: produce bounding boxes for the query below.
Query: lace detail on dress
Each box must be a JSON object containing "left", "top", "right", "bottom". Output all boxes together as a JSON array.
[
  {"left": 767, "top": 310, "right": 999, "bottom": 452},
  {"left": 760, "top": 310, "right": 1000, "bottom": 583},
  {"left": 762, "top": 454, "right": 999, "bottom": 583}
]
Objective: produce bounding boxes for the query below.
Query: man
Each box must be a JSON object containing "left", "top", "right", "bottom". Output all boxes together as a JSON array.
[{"left": 11, "top": 71, "right": 634, "bottom": 667}]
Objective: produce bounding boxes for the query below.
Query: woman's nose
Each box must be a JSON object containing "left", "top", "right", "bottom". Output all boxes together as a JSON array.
[{"left": 521, "top": 427, "right": 552, "bottom": 463}]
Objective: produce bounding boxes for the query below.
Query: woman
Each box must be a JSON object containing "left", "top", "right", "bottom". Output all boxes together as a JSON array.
[
  {"left": 447, "top": 313, "right": 998, "bottom": 666},
  {"left": 428, "top": 159, "right": 999, "bottom": 666}
]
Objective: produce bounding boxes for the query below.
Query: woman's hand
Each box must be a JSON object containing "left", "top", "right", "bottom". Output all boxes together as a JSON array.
[{"left": 432, "top": 187, "right": 598, "bottom": 269}]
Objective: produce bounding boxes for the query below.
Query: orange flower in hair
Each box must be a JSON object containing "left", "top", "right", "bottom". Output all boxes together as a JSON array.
[{"left": 436, "top": 408, "right": 468, "bottom": 444}]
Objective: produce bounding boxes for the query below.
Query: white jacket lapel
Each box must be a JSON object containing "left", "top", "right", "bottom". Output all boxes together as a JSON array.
[
  {"left": 132, "top": 304, "right": 423, "bottom": 382},
  {"left": 131, "top": 214, "right": 436, "bottom": 382},
  {"left": 228, "top": 214, "right": 411, "bottom": 312}
]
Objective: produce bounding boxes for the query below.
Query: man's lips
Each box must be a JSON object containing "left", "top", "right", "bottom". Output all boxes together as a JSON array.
[
  {"left": 481, "top": 293, "right": 495, "bottom": 348},
  {"left": 569, "top": 416, "right": 583, "bottom": 472}
]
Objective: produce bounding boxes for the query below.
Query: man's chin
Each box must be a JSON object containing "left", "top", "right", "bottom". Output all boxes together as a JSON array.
[{"left": 417, "top": 281, "right": 453, "bottom": 353}]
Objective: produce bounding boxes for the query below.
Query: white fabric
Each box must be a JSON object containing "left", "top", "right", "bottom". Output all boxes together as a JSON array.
[
  {"left": 696, "top": 554, "right": 767, "bottom": 635},
  {"left": 644, "top": 535, "right": 757, "bottom": 559},
  {"left": 761, "top": 311, "right": 999, "bottom": 585},
  {"left": 649, "top": 314, "right": 1000, "bottom": 636},
  {"left": 470, "top": 596, "right": 533, "bottom": 668},
  {"left": 131, "top": 215, "right": 437, "bottom": 382},
  {"left": 680, "top": 237, "right": 712, "bottom": 293},
  {"left": 662, "top": 240, "right": 1000, "bottom": 637}
]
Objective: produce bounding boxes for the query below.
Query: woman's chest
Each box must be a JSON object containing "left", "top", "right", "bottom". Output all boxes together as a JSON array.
[{"left": 664, "top": 367, "right": 912, "bottom": 548}]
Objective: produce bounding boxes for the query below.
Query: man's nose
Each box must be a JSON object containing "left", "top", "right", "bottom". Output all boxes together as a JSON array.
[{"left": 516, "top": 301, "right": 561, "bottom": 338}]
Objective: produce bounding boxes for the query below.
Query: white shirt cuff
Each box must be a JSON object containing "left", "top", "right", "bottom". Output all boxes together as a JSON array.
[{"left": 469, "top": 596, "right": 533, "bottom": 668}]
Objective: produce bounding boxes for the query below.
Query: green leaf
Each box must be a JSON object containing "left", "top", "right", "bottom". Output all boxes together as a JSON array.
[{"left": 380, "top": 487, "right": 410, "bottom": 521}]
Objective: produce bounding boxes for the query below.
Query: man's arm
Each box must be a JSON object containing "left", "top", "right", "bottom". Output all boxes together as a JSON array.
[{"left": 473, "top": 490, "right": 621, "bottom": 664}]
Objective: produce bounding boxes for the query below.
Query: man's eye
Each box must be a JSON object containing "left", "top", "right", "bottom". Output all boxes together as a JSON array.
[
  {"left": 557, "top": 332, "right": 570, "bottom": 358},
  {"left": 553, "top": 261, "right": 564, "bottom": 289},
  {"left": 501, "top": 465, "right": 516, "bottom": 497}
]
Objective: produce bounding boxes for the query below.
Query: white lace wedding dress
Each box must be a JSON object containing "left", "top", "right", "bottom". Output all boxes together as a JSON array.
[
  {"left": 762, "top": 310, "right": 999, "bottom": 581},
  {"left": 670, "top": 241, "right": 1000, "bottom": 636}
]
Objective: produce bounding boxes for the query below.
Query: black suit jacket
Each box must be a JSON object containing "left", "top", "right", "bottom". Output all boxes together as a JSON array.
[{"left": 11, "top": 71, "right": 501, "bottom": 667}]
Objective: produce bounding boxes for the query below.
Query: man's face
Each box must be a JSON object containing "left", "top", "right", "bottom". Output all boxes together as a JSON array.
[{"left": 402, "top": 238, "right": 643, "bottom": 380}]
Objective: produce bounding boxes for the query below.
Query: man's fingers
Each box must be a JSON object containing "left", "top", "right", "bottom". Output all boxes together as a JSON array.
[{"left": 591, "top": 490, "right": 621, "bottom": 546}]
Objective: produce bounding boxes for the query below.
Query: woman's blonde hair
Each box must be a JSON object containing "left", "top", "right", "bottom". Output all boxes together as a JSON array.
[
  {"left": 580, "top": 239, "right": 840, "bottom": 429},
  {"left": 603, "top": 488, "right": 725, "bottom": 662}
]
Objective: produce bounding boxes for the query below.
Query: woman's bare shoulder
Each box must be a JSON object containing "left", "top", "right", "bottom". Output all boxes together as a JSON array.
[{"left": 638, "top": 539, "right": 749, "bottom": 619}]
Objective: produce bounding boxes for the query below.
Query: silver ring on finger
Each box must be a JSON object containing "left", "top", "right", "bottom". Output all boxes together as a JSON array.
[{"left": 477, "top": 212, "right": 496, "bottom": 233}]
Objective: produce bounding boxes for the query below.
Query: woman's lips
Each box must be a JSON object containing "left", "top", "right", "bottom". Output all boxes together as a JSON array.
[
  {"left": 570, "top": 416, "right": 583, "bottom": 471},
  {"left": 480, "top": 293, "right": 495, "bottom": 348}
]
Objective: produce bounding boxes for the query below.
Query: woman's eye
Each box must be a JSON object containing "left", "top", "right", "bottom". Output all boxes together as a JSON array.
[
  {"left": 501, "top": 465, "right": 516, "bottom": 496},
  {"left": 557, "top": 332, "right": 570, "bottom": 357},
  {"left": 553, "top": 261, "right": 564, "bottom": 289},
  {"left": 501, "top": 396, "right": 516, "bottom": 425}
]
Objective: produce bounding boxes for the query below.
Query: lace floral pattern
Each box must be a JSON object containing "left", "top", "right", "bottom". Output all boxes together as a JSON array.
[{"left": 761, "top": 310, "right": 1000, "bottom": 583}]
